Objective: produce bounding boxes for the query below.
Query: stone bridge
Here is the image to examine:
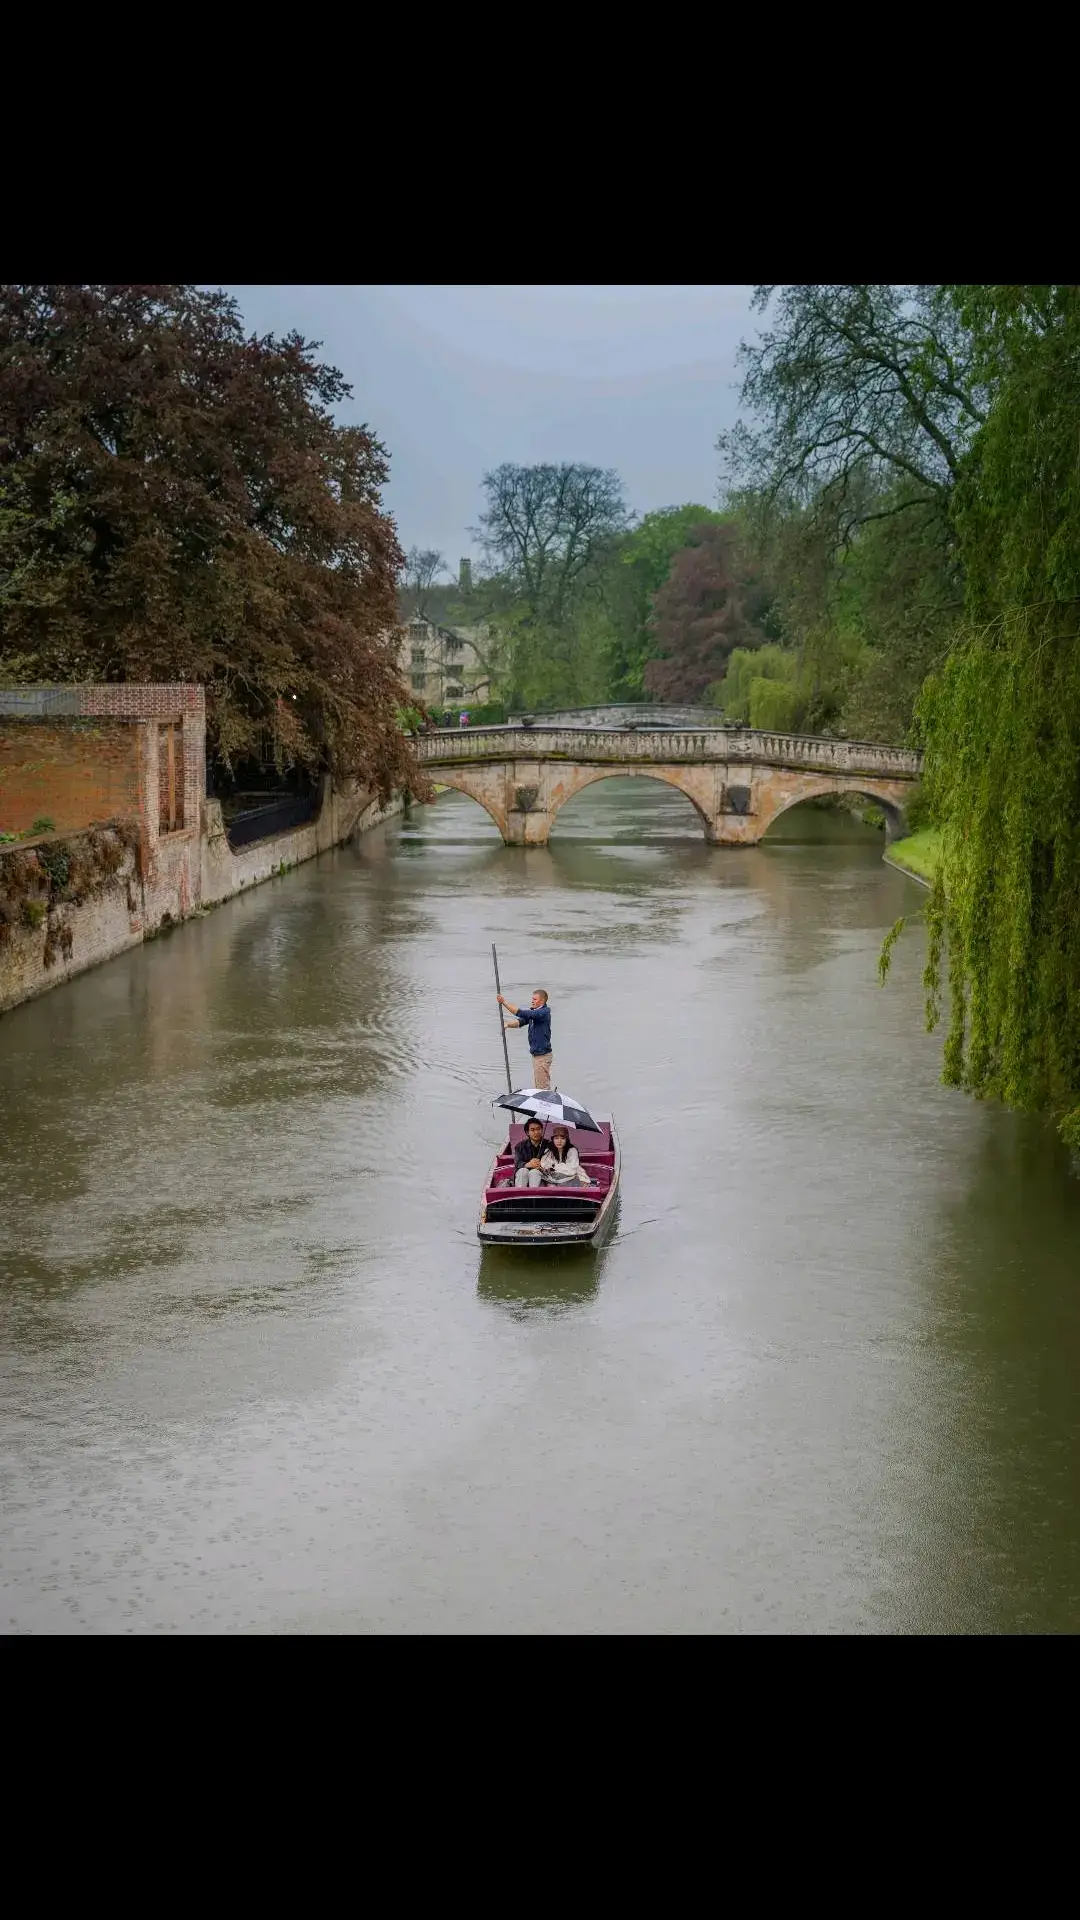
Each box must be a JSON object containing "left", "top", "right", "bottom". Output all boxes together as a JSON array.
[{"left": 414, "top": 725, "right": 922, "bottom": 846}]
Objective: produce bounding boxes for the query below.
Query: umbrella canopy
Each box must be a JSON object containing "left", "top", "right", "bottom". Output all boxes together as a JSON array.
[{"left": 494, "top": 1088, "right": 602, "bottom": 1133}]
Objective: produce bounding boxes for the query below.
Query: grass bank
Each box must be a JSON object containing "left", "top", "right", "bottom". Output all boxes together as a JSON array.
[{"left": 885, "top": 828, "right": 941, "bottom": 887}]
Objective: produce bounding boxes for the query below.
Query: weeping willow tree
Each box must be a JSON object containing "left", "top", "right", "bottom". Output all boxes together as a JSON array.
[{"left": 883, "top": 287, "right": 1080, "bottom": 1146}]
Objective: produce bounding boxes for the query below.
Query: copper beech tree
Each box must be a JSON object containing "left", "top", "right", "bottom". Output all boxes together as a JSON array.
[
  {"left": 645, "top": 521, "right": 769, "bottom": 701},
  {"left": 0, "top": 284, "right": 426, "bottom": 802}
]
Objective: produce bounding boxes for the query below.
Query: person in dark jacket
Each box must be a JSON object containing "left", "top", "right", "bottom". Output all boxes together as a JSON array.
[
  {"left": 513, "top": 1117, "right": 547, "bottom": 1187},
  {"left": 497, "top": 988, "right": 554, "bottom": 1090}
]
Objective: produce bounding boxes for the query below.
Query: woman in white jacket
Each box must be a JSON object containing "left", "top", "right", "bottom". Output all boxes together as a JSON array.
[{"left": 541, "top": 1126, "right": 593, "bottom": 1186}]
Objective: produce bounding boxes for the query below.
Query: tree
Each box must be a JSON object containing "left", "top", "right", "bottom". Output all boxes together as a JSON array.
[
  {"left": 475, "top": 462, "right": 630, "bottom": 630},
  {"left": 601, "top": 504, "right": 723, "bottom": 698},
  {"left": 718, "top": 285, "right": 986, "bottom": 545},
  {"left": 465, "top": 463, "right": 632, "bottom": 709},
  {"left": 645, "top": 522, "right": 769, "bottom": 701},
  {"left": 400, "top": 546, "right": 450, "bottom": 618},
  {"left": 719, "top": 644, "right": 803, "bottom": 728},
  {"left": 882, "top": 286, "right": 1080, "bottom": 1146},
  {"left": 835, "top": 493, "right": 960, "bottom": 743},
  {"left": 718, "top": 287, "right": 979, "bottom": 743},
  {"left": 0, "top": 284, "right": 425, "bottom": 802}
]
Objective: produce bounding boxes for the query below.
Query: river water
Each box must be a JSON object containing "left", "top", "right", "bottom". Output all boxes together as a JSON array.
[{"left": 3, "top": 780, "right": 1080, "bottom": 1635}]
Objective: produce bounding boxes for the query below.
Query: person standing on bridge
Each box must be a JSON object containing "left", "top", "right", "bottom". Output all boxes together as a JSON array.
[{"left": 498, "top": 988, "right": 553, "bottom": 1090}]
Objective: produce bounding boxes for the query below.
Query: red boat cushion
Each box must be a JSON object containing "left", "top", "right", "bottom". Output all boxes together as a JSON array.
[{"left": 487, "top": 1164, "right": 611, "bottom": 1198}]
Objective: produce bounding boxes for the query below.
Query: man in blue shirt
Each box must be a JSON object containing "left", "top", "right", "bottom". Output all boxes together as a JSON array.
[{"left": 498, "top": 987, "right": 554, "bottom": 1089}]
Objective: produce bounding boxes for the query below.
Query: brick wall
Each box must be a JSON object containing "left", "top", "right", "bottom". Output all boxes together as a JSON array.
[
  {"left": 0, "top": 680, "right": 407, "bottom": 1017},
  {"left": 0, "top": 720, "right": 142, "bottom": 834},
  {"left": 0, "top": 683, "right": 205, "bottom": 719}
]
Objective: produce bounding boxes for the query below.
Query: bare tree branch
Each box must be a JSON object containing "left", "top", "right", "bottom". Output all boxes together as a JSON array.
[
  {"left": 401, "top": 547, "right": 449, "bottom": 617},
  {"left": 474, "top": 463, "right": 629, "bottom": 629},
  {"left": 718, "top": 286, "right": 988, "bottom": 534}
]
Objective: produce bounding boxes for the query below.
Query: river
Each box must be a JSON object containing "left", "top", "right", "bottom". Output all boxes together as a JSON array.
[{"left": 2, "top": 780, "right": 1080, "bottom": 1634}]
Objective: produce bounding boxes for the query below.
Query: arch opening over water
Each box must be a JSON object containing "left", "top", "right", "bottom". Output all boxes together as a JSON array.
[
  {"left": 760, "top": 784, "right": 907, "bottom": 840},
  {"left": 549, "top": 769, "right": 712, "bottom": 839},
  {"left": 423, "top": 777, "right": 506, "bottom": 837}
]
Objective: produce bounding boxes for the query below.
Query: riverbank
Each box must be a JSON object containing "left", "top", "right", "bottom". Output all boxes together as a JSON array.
[
  {"left": 1, "top": 778, "right": 403, "bottom": 1015},
  {"left": 884, "top": 828, "right": 941, "bottom": 887}
]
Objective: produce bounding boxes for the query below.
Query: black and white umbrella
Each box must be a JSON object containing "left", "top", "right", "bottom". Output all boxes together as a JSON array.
[{"left": 493, "top": 1087, "right": 602, "bottom": 1133}]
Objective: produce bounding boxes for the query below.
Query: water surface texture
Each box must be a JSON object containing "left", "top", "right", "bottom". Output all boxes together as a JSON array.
[{"left": 3, "top": 782, "right": 1080, "bottom": 1633}]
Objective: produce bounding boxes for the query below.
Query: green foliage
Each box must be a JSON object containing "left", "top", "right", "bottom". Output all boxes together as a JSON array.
[
  {"left": 718, "top": 287, "right": 984, "bottom": 747},
  {"left": 901, "top": 784, "right": 935, "bottom": 833},
  {"left": 38, "top": 842, "right": 71, "bottom": 890},
  {"left": 624, "top": 504, "right": 722, "bottom": 587},
  {"left": 878, "top": 916, "right": 910, "bottom": 985},
  {"left": 0, "top": 649, "right": 39, "bottom": 687},
  {"left": 718, "top": 285, "right": 985, "bottom": 526},
  {"left": 834, "top": 496, "right": 960, "bottom": 744},
  {"left": 469, "top": 463, "right": 630, "bottom": 710},
  {"left": 720, "top": 645, "right": 793, "bottom": 721},
  {"left": 1, "top": 823, "right": 137, "bottom": 952},
  {"left": 885, "top": 826, "right": 941, "bottom": 881},
  {"left": 0, "top": 817, "right": 56, "bottom": 845},
  {"left": 728, "top": 480, "right": 954, "bottom": 743},
  {"left": 718, "top": 643, "right": 818, "bottom": 730},
  {"left": 907, "top": 287, "right": 1080, "bottom": 1144},
  {"left": 465, "top": 486, "right": 736, "bottom": 713},
  {"left": 750, "top": 672, "right": 803, "bottom": 731}
]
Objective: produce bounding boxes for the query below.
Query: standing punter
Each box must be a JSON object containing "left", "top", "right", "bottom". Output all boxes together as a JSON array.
[{"left": 498, "top": 988, "right": 553, "bottom": 1090}]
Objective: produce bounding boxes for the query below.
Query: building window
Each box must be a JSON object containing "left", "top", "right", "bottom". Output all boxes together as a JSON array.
[{"left": 411, "top": 672, "right": 426, "bottom": 690}]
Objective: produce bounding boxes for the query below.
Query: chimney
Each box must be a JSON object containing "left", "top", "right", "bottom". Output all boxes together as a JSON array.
[{"left": 459, "top": 557, "right": 472, "bottom": 593}]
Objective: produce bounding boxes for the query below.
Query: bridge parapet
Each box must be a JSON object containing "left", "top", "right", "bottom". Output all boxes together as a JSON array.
[{"left": 415, "top": 725, "right": 921, "bottom": 780}]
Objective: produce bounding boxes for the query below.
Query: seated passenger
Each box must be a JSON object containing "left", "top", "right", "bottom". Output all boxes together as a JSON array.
[
  {"left": 541, "top": 1125, "right": 593, "bottom": 1186},
  {"left": 513, "top": 1118, "right": 547, "bottom": 1187}
]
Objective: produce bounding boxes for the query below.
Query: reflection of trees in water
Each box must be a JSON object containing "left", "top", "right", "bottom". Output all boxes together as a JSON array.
[
  {"left": 898, "top": 1113, "right": 1080, "bottom": 1635},
  {"left": 733, "top": 837, "right": 913, "bottom": 978},
  {"left": 477, "top": 1202, "right": 622, "bottom": 1315},
  {"left": 476, "top": 1245, "right": 601, "bottom": 1315},
  {"left": 764, "top": 800, "right": 886, "bottom": 846},
  {"left": 0, "top": 946, "right": 178, "bottom": 1220},
  {"left": 204, "top": 852, "right": 425, "bottom": 1110},
  {"left": 408, "top": 783, "right": 911, "bottom": 980}
]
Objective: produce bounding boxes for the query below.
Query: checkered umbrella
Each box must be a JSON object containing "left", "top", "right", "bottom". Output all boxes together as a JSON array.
[{"left": 493, "top": 1088, "right": 602, "bottom": 1132}]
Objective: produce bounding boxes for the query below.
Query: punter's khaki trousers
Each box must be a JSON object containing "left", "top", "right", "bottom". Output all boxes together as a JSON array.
[{"left": 531, "top": 1054, "right": 553, "bottom": 1090}]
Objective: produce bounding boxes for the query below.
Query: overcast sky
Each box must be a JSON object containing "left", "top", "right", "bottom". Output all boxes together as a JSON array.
[{"left": 224, "top": 286, "right": 758, "bottom": 568}]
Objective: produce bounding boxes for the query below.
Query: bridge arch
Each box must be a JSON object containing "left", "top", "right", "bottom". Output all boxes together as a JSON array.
[
  {"left": 758, "top": 777, "right": 908, "bottom": 840},
  {"left": 547, "top": 765, "right": 713, "bottom": 837},
  {"left": 423, "top": 771, "right": 507, "bottom": 837}
]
